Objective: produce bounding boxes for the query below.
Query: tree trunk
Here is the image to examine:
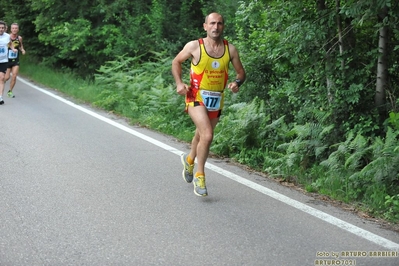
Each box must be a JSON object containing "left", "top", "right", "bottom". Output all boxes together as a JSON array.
[
  {"left": 317, "top": 0, "right": 334, "bottom": 103},
  {"left": 375, "top": 7, "right": 389, "bottom": 109},
  {"left": 335, "top": 0, "right": 344, "bottom": 70}
]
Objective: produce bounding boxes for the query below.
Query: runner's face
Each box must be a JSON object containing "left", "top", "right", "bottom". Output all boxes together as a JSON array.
[
  {"left": 204, "top": 14, "right": 224, "bottom": 39},
  {"left": 11, "top": 25, "right": 19, "bottom": 34},
  {"left": 0, "top": 25, "right": 5, "bottom": 35}
]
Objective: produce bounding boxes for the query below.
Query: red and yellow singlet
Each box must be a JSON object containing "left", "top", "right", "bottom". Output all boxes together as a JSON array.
[{"left": 186, "top": 38, "right": 231, "bottom": 118}]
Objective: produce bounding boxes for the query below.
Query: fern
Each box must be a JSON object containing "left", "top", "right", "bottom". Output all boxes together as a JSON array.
[
  {"left": 359, "top": 127, "right": 399, "bottom": 189},
  {"left": 212, "top": 97, "right": 269, "bottom": 156}
]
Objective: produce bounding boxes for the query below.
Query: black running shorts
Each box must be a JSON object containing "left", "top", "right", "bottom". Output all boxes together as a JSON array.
[{"left": 0, "top": 62, "right": 8, "bottom": 73}]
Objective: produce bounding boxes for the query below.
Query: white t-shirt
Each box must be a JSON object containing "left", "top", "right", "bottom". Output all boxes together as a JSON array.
[{"left": 0, "top": 33, "right": 10, "bottom": 63}]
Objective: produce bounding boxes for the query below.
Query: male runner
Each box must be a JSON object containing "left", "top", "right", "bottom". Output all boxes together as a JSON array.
[
  {"left": 5, "top": 23, "right": 25, "bottom": 98},
  {"left": 0, "top": 21, "right": 16, "bottom": 105},
  {"left": 172, "top": 12, "right": 246, "bottom": 196}
]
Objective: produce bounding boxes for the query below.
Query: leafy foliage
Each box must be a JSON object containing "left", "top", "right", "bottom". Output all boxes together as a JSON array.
[
  {"left": 93, "top": 52, "right": 194, "bottom": 139},
  {"left": 213, "top": 98, "right": 267, "bottom": 155}
]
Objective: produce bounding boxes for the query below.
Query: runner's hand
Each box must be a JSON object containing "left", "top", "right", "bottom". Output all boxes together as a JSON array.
[
  {"left": 227, "top": 82, "right": 239, "bottom": 93},
  {"left": 176, "top": 83, "right": 190, "bottom": 95}
]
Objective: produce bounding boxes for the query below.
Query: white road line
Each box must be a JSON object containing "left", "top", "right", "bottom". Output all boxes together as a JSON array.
[{"left": 19, "top": 77, "right": 399, "bottom": 251}]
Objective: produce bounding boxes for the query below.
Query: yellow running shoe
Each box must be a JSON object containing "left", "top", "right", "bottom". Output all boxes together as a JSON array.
[
  {"left": 181, "top": 153, "right": 194, "bottom": 183},
  {"left": 193, "top": 175, "right": 207, "bottom": 196}
]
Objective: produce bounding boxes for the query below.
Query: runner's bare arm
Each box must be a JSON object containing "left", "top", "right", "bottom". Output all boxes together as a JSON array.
[
  {"left": 19, "top": 36, "right": 25, "bottom": 55},
  {"left": 172, "top": 40, "right": 199, "bottom": 95},
  {"left": 227, "top": 43, "right": 246, "bottom": 93},
  {"left": 8, "top": 39, "right": 17, "bottom": 53}
]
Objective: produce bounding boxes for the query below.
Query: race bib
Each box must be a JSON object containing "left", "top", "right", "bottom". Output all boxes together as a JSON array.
[
  {"left": 0, "top": 46, "right": 7, "bottom": 58},
  {"left": 8, "top": 50, "right": 18, "bottom": 59},
  {"left": 200, "top": 90, "right": 222, "bottom": 111}
]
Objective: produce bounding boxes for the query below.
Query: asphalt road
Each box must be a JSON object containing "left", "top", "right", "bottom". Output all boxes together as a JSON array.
[{"left": 0, "top": 77, "right": 399, "bottom": 266}]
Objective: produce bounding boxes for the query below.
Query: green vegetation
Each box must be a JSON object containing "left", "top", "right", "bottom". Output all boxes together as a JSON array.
[
  {"left": 8, "top": 0, "right": 399, "bottom": 223},
  {"left": 20, "top": 51, "right": 399, "bottom": 223},
  {"left": 20, "top": 56, "right": 100, "bottom": 103}
]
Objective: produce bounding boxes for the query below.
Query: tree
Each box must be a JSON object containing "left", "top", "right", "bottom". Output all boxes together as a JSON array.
[
  {"left": 233, "top": 0, "right": 399, "bottom": 136},
  {"left": 375, "top": 6, "right": 388, "bottom": 110}
]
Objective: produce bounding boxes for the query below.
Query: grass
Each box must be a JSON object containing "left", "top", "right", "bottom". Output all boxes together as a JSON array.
[{"left": 19, "top": 55, "right": 101, "bottom": 104}]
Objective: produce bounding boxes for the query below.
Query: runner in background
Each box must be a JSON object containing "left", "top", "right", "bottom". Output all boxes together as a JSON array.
[
  {"left": 5, "top": 23, "right": 25, "bottom": 98},
  {"left": 0, "top": 21, "right": 15, "bottom": 105}
]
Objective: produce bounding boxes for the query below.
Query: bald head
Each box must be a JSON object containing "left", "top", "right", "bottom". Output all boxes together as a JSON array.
[{"left": 205, "top": 13, "right": 224, "bottom": 24}]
